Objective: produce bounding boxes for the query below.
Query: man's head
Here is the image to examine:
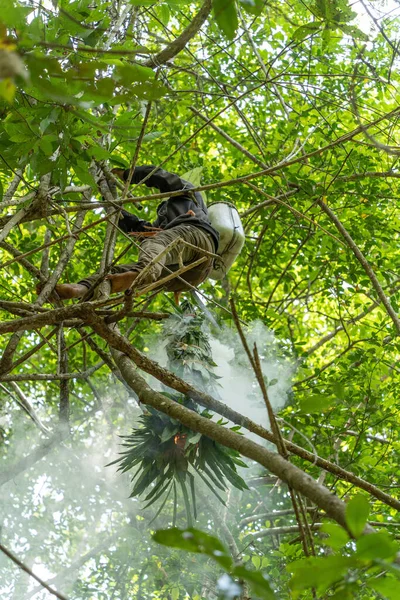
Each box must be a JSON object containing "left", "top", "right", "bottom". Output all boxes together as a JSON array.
[{"left": 111, "top": 167, "right": 126, "bottom": 181}]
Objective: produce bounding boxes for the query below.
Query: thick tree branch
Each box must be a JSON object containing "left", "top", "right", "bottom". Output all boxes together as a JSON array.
[
  {"left": 1, "top": 307, "right": 398, "bottom": 511},
  {"left": 85, "top": 312, "right": 400, "bottom": 512},
  {"left": 110, "top": 346, "right": 369, "bottom": 536}
]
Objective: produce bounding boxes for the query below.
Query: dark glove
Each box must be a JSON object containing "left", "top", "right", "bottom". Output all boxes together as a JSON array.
[{"left": 119, "top": 210, "right": 142, "bottom": 234}]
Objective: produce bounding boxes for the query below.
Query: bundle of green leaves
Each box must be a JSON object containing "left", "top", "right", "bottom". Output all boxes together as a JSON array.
[
  {"left": 163, "top": 300, "right": 221, "bottom": 394},
  {"left": 112, "top": 404, "right": 248, "bottom": 525},
  {"left": 111, "top": 303, "right": 247, "bottom": 524}
]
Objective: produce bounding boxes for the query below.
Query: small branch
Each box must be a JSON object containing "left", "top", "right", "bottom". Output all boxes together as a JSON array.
[
  {"left": 104, "top": 310, "right": 171, "bottom": 324},
  {"left": 252, "top": 524, "right": 322, "bottom": 538},
  {"left": 337, "top": 170, "right": 400, "bottom": 182},
  {"left": 38, "top": 41, "right": 146, "bottom": 56},
  {"left": 2, "top": 382, "right": 50, "bottom": 434},
  {"left": 304, "top": 298, "right": 381, "bottom": 356},
  {"left": 57, "top": 326, "right": 70, "bottom": 429},
  {"left": 0, "top": 543, "right": 69, "bottom": 600},
  {"left": 0, "top": 365, "right": 103, "bottom": 382},
  {"left": 123, "top": 98, "right": 154, "bottom": 197},
  {"left": 0, "top": 241, "right": 43, "bottom": 280},
  {"left": 317, "top": 199, "right": 400, "bottom": 334},
  {"left": 36, "top": 210, "right": 87, "bottom": 304},
  {"left": 136, "top": 257, "right": 207, "bottom": 297},
  {"left": 241, "top": 189, "right": 297, "bottom": 217},
  {"left": 240, "top": 508, "right": 318, "bottom": 527},
  {"left": 40, "top": 228, "right": 52, "bottom": 279},
  {"left": 143, "top": 0, "right": 212, "bottom": 68},
  {"left": 0, "top": 331, "right": 25, "bottom": 375},
  {"left": 2, "top": 168, "right": 24, "bottom": 203},
  {"left": 25, "top": 529, "right": 125, "bottom": 600},
  {"left": 245, "top": 181, "right": 344, "bottom": 246},
  {"left": 190, "top": 105, "right": 269, "bottom": 170}
]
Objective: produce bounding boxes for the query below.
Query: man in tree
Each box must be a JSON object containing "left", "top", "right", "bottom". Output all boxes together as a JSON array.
[{"left": 53, "top": 166, "right": 219, "bottom": 300}]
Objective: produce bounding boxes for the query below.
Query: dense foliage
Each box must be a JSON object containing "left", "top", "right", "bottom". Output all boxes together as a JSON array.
[{"left": 1, "top": 0, "right": 400, "bottom": 598}]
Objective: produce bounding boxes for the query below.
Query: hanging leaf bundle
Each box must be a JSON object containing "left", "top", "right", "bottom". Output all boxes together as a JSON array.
[
  {"left": 111, "top": 302, "right": 248, "bottom": 524},
  {"left": 162, "top": 300, "right": 221, "bottom": 395},
  {"left": 112, "top": 403, "right": 247, "bottom": 525}
]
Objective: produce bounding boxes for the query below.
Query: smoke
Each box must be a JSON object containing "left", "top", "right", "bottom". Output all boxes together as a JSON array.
[
  {"left": 0, "top": 393, "right": 141, "bottom": 600},
  {"left": 209, "top": 320, "right": 294, "bottom": 434},
  {"left": 0, "top": 319, "right": 293, "bottom": 599},
  {"left": 147, "top": 318, "right": 294, "bottom": 437}
]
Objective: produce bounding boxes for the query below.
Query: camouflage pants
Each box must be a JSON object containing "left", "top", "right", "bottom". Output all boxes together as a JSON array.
[{"left": 79, "top": 224, "right": 215, "bottom": 293}]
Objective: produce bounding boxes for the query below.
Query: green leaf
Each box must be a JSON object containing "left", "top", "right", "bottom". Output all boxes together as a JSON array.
[
  {"left": 338, "top": 24, "right": 368, "bottom": 41},
  {"left": 289, "top": 555, "right": 356, "bottom": 594},
  {"left": 160, "top": 424, "right": 179, "bottom": 442},
  {"left": 142, "top": 131, "right": 165, "bottom": 142},
  {"left": 0, "top": 77, "right": 17, "bottom": 104},
  {"left": 213, "top": 0, "right": 238, "bottom": 40},
  {"left": 313, "top": 0, "right": 330, "bottom": 19},
  {"left": 367, "top": 577, "right": 400, "bottom": 600},
  {"left": 1, "top": 0, "right": 32, "bottom": 27},
  {"left": 345, "top": 495, "right": 370, "bottom": 538},
  {"left": 321, "top": 26, "right": 331, "bottom": 49},
  {"left": 158, "top": 4, "right": 170, "bottom": 25},
  {"left": 320, "top": 522, "right": 350, "bottom": 550},
  {"left": 114, "top": 63, "right": 155, "bottom": 84},
  {"left": 39, "top": 108, "right": 61, "bottom": 134},
  {"left": 154, "top": 528, "right": 275, "bottom": 598},
  {"left": 292, "top": 22, "right": 321, "bottom": 42},
  {"left": 38, "top": 135, "right": 58, "bottom": 157},
  {"left": 72, "top": 164, "right": 96, "bottom": 187},
  {"left": 181, "top": 167, "right": 203, "bottom": 187},
  {"left": 356, "top": 532, "right": 397, "bottom": 560},
  {"left": 332, "top": 381, "right": 345, "bottom": 399},
  {"left": 171, "top": 588, "right": 179, "bottom": 600},
  {"left": 232, "top": 565, "right": 276, "bottom": 599},
  {"left": 186, "top": 431, "right": 202, "bottom": 444},
  {"left": 129, "top": 0, "right": 157, "bottom": 5},
  {"left": 153, "top": 527, "right": 233, "bottom": 570},
  {"left": 299, "top": 395, "right": 336, "bottom": 413},
  {"left": 239, "top": 0, "right": 264, "bottom": 16}
]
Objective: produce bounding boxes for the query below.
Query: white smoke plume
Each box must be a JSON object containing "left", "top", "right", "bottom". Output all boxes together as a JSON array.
[
  {"left": 210, "top": 321, "right": 294, "bottom": 433},
  {"left": 147, "top": 318, "right": 294, "bottom": 436},
  {"left": 0, "top": 319, "right": 293, "bottom": 599}
]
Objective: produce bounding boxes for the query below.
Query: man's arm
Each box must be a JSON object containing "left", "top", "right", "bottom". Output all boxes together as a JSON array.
[
  {"left": 124, "top": 165, "right": 193, "bottom": 195},
  {"left": 118, "top": 210, "right": 153, "bottom": 234}
]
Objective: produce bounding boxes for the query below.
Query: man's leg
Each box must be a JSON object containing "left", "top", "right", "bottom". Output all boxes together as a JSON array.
[
  {"left": 54, "top": 225, "right": 214, "bottom": 299},
  {"left": 54, "top": 264, "right": 140, "bottom": 299},
  {"left": 105, "top": 228, "right": 186, "bottom": 292},
  {"left": 53, "top": 283, "right": 88, "bottom": 299},
  {"left": 160, "top": 225, "right": 215, "bottom": 292},
  {"left": 107, "top": 225, "right": 214, "bottom": 294}
]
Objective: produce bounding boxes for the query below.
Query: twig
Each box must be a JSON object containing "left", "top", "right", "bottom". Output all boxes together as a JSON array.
[
  {"left": 57, "top": 326, "right": 70, "bottom": 429},
  {"left": 0, "top": 543, "right": 69, "bottom": 600},
  {"left": 135, "top": 256, "right": 208, "bottom": 296},
  {"left": 143, "top": 0, "right": 212, "bottom": 68},
  {"left": 2, "top": 382, "right": 50, "bottom": 434},
  {"left": 123, "top": 98, "right": 154, "bottom": 198},
  {"left": 317, "top": 199, "right": 400, "bottom": 334}
]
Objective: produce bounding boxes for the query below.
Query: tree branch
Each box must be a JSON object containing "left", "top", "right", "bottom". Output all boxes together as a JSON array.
[
  {"left": 317, "top": 199, "right": 400, "bottom": 334},
  {"left": 143, "top": 0, "right": 212, "bottom": 68}
]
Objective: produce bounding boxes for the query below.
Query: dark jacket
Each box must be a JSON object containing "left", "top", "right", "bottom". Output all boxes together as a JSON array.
[{"left": 118, "top": 165, "right": 219, "bottom": 251}]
